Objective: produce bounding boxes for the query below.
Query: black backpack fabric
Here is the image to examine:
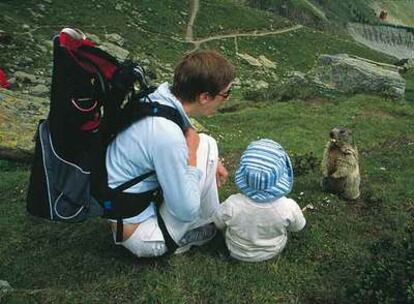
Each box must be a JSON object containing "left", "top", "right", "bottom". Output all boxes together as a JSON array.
[{"left": 26, "top": 28, "right": 184, "bottom": 235}]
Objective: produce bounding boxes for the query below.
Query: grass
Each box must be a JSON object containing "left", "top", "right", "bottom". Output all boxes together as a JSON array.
[
  {"left": 1, "top": 0, "right": 414, "bottom": 302},
  {"left": 194, "top": 0, "right": 293, "bottom": 37},
  {"left": 1, "top": 94, "right": 414, "bottom": 303},
  {"left": 403, "top": 69, "right": 414, "bottom": 103}
]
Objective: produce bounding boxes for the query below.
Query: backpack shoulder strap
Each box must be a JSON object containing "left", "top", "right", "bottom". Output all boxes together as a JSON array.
[
  {"left": 109, "top": 101, "right": 186, "bottom": 195},
  {"left": 115, "top": 99, "right": 185, "bottom": 136}
]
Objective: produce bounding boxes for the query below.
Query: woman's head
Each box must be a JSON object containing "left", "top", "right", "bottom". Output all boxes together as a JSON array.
[{"left": 171, "top": 50, "right": 235, "bottom": 103}]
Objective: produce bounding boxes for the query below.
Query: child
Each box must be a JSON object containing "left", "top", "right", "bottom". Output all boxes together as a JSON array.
[{"left": 213, "top": 139, "right": 306, "bottom": 262}]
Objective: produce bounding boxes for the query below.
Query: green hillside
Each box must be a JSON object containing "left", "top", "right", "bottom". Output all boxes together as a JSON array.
[{"left": 1, "top": 1, "right": 414, "bottom": 303}]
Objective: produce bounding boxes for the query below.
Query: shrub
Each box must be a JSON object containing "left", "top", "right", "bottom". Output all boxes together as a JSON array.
[{"left": 291, "top": 152, "right": 320, "bottom": 176}]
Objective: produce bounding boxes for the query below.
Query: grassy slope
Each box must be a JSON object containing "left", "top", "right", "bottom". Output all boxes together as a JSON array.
[
  {"left": 372, "top": 0, "right": 414, "bottom": 27},
  {"left": 2, "top": 95, "right": 414, "bottom": 303},
  {"left": 194, "top": 0, "right": 293, "bottom": 37},
  {"left": 1, "top": 0, "right": 414, "bottom": 303}
]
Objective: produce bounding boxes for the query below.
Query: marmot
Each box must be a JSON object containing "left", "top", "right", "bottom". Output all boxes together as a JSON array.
[{"left": 321, "top": 127, "right": 360, "bottom": 200}]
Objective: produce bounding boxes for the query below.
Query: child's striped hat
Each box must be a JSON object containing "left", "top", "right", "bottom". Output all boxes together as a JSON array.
[{"left": 235, "top": 139, "right": 293, "bottom": 203}]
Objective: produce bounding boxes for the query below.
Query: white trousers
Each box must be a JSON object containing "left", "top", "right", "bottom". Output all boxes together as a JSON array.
[{"left": 121, "top": 134, "right": 220, "bottom": 257}]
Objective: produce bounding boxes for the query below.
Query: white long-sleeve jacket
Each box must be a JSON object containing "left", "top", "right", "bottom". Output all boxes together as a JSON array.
[{"left": 106, "top": 82, "right": 202, "bottom": 225}]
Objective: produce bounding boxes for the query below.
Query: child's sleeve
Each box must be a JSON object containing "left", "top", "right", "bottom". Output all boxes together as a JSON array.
[
  {"left": 286, "top": 199, "right": 306, "bottom": 232},
  {"left": 212, "top": 197, "right": 234, "bottom": 230}
]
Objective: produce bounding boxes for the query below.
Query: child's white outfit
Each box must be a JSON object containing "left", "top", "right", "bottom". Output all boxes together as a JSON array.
[
  {"left": 213, "top": 193, "right": 305, "bottom": 262},
  {"left": 214, "top": 139, "right": 306, "bottom": 262}
]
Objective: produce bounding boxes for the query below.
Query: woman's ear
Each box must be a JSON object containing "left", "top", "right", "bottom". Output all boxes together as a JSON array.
[{"left": 198, "top": 92, "right": 211, "bottom": 105}]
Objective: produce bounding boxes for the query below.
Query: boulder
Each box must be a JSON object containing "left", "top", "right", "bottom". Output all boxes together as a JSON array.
[
  {"left": 100, "top": 42, "right": 129, "bottom": 61},
  {"left": 258, "top": 55, "right": 277, "bottom": 69},
  {"left": 254, "top": 80, "right": 269, "bottom": 90},
  {"left": 30, "top": 84, "right": 49, "bottom": 96},
  {"left": 309, "top": 54, "right": 406, "bottom": 98},
  {"left": 287, "top": 71, "right": 309, "bottom": 86},
  {"left": 14, "top": 71, "right": 38, "bottom": 84},
  {"left": 0, "top": 280, "right": 13, "bottom": 293},
  {"left": 104, "top": 33, "right": 125, "bottom": 46},
  {"left": 237, "top": 53, "right": 262, "bottom": 67},
  {"left": 0, "top": 90, "right": 48, "bottom": 162}
]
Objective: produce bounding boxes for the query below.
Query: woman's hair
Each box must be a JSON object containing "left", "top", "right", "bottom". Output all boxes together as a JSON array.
[{"left": 171, "top": 50, "right": 235, "bottom": 102}]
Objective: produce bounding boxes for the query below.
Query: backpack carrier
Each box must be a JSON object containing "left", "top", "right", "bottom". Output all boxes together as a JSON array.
[{"left": 26, "top": 28, "right": 181, "bottom": 250}]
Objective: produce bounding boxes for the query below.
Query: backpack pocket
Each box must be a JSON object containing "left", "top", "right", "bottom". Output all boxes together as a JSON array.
[{"left": 27, "top": 120, "right": 103, "bottom": 222}]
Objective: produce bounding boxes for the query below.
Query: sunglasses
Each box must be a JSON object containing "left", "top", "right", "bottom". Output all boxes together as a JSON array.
[{"left": 217, "top": 88, "right": 232, "bottom": 99}]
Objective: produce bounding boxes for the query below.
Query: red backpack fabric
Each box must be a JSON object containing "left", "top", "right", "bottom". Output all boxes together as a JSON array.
[{"left": 0, "top": 68, "right": 10, "bottom": 89}]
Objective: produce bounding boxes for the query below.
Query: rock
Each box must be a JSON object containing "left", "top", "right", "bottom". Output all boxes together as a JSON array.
[
  {"left": 233, "top": 77, "right": 242, "bottom": 86},
  {"left": 85, "top": 33, "right": 101, "bottom": 44},
  {"left": 258, "top": 55, "right": 277, "bottom": 69},
  {"left": 403, "top": 58, "right": 414, "bottom": 71},
  {"left": 19, "top": 56, "right": 34, "bottom": 65},
  {"left": 37, "top": 3, "right": 47, "bottom": 11},
  {"left": 237, "top": 53, "right": 262, "bottom": 67},
  {"left": 309, "top": 54, "right": 406, "bottom": 98},
  {"left": 30, "top": 84, "right": 49, "bottom": 96},
  {"left": 28, "top": 8, "right": 44, "bottom": 19},
  {"left": 14, "top": 71, "right": 38, "bottom": 84},
  {"left": 254, "top": 80, "right": 269, "bottom": 90},
  {"left": 0, "top": 280, "right": 13, "bottom": 293},
  {"left": 37, "top": 44, "right": 48, "bottom": 53},
  {"left": 0, "top": 90, "right": 48, "bottom": 161},
  {"left": 7, "top": 77, "right": 16, "bottom": 86},
  {"left": 100, "top": 42, "right": 129, "bottom": 61},
  {"left": 104, "top": 33, "right": 125, "bottom": 46},
  {"left": 237, "top": 53, "right": 277, "bottom": 69},
  {"left": 287, "top": 71, "right": 309, "bottom": 86}
]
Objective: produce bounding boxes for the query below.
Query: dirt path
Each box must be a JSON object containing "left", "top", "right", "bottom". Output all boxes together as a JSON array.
[
  {"left": 185, "top": 0, "right": 304, "bottom": 51},
  {"left": 185, "top": 0, "right": 199, "bottom": 42},
  {"left": 302, "top": 0, "right": 327, "bottom": 21}
]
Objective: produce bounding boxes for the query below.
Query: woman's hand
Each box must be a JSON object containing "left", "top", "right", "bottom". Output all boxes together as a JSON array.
[
  {"left": 216, "top": 158, "right": 228, "bottom": 187},
  {"left": 185, "top": 128, "right": 199, "bottom": 167}
]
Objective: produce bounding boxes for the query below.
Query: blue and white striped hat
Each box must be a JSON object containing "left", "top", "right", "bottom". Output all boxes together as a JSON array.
[{"left": 235, "top": 139, "right": 293, "bottom": 203}]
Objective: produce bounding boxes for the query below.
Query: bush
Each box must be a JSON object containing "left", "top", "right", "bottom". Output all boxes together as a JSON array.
[{"left": 291, "top": 152, "right": 320, "bottom": 176}]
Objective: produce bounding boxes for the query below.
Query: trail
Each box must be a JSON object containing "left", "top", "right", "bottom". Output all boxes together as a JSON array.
[
  {"left": 185, "top": 0, "right": 199, "bottom": 42},
  {"left": 301, "top": 0, "right": 327, "bottom": 22},
  {"left": 185, "top": 0, "right": 304, "bottom": 51}
]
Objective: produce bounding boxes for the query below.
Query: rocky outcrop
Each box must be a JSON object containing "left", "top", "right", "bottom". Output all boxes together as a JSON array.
[
  {"left": 348, "top": 23, "right": 414, "bottom": 60},
  {"left": 246, "top": 53, "right": 406, "bottom": 102},
  {"left": 308, "top": 54, "right": 406, "bottom": 98},
  {"left": 237, "top": 53, "right": 277, "bottom": 69},
  {"left": 0, "top": 89, "right": 48, "bottom": 162}
]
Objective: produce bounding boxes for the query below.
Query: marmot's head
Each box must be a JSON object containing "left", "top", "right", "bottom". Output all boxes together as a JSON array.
[{"left": 329, "top": 127, "right": 353, "bottom": 148}]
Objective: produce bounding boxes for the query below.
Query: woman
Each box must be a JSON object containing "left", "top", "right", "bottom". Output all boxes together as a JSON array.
[{"left": 106, "top": 50, "right": 235, "bottom": 257}]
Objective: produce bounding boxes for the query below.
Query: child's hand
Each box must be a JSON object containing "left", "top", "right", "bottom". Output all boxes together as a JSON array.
[{"left": 216, "top": 159, "right": 228, "bottom": 187}]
